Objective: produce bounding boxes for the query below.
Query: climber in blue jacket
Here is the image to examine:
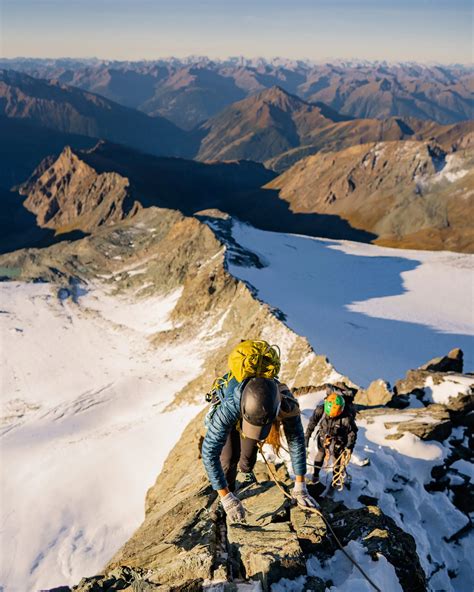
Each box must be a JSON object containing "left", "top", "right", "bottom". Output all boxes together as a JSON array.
[{"left": 202, "top": 375, "right": 317, "bottom": 523}]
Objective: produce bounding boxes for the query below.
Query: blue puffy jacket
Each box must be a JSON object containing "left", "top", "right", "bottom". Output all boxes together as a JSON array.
[{"left": 201, "top": 374, "right": 307, "bottom": 490}]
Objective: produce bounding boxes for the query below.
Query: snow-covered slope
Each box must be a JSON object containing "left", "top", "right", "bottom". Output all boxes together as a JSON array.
[
  {"left": 1, "top": 213, "right": 472, "bottom": 592},
  {"left": 266, "top": 388, "right": 473, "bottom": 592},
  {"left": 225, "top": 221, "right": 473, "bottom": 386},
  {"left": 0, "top": 282, "right": 206, "bottom": 591}
]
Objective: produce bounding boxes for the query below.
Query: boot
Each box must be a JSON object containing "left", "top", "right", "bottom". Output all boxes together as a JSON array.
[
  {"left": 311, "top": 466, "right": 321, "bottom": 483},
  {"left": 235, "top": 471, "right": 257, "bottom": 491}
]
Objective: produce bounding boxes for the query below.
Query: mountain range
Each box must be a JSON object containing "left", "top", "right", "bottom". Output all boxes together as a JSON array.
[
  {"left": 0, "top": 59, "right": 472, "bottom": 254},
  {"left": 2, "top": 70, "right": 472, "bottom": 187},
  {"left": 0, "top": 69, "right": 196, "bottom": 163},
  {"left": 6, "top": 135, "right": 473, "bottom": 254},
  {"left": 195, "top": 86, "right": 472, "bottom": 167},
  {"left": 2, "top": 58, "right": 472, "bottom": 128}
]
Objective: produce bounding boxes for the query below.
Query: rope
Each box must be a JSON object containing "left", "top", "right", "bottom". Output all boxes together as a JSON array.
[
  {"left": 256, "top": 443, "right": 382, "bottom": 592},
  {"left": 330, "top": 449, "right": 351, "bottom": 491},
  {"left": 277, "top": 443, "right": 351, "bottom": 484}
]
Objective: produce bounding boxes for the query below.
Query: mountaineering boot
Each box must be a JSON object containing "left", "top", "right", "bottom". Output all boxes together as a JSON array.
[{"left": 235, "top": 471, "right": 257, "bottom": 491}]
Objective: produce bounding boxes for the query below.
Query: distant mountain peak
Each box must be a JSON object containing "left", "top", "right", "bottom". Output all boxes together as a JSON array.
[{"left": 254, "top": 85, "right": 307, "bottom": 109}]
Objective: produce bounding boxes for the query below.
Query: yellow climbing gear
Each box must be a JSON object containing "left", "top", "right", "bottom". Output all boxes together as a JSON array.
[{"left": 228, "top": 340, "right": 280, "bottom": 383}]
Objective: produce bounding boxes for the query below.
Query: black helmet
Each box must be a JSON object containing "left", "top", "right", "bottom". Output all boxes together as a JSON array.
[{"left": 240, "top": 377, "right": 280, "bottom": 441}]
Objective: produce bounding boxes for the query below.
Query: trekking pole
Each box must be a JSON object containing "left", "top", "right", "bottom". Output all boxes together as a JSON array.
[{"left": 257, "top": 443, "right": 382, "bottom": 592}]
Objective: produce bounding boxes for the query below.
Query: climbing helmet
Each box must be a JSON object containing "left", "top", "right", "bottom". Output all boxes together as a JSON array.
[
  {"left": 324, "top": 392, "right": 345, "bottom": 417},
  {"left": 240, "top": 377, "right": 280, "bottom": 441}
]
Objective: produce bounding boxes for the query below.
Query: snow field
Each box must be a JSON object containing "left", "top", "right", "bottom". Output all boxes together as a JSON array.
[
  {"left": 0, "top": 281, "right": 207, "bottom": 591},
  {"left": 228, "top": 221, "right": 474, "bottom": 386},
  {"left": 287, "top": 391, "right": 473, "bottom": 592}
]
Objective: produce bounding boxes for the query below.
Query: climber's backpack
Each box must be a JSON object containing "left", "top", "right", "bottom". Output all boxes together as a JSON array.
[
  {"left": 204, "top": 340, "right": 281, "bottom": 425},
  {"left": 227, "top": 340, "right": 281, "bottom": 382}
]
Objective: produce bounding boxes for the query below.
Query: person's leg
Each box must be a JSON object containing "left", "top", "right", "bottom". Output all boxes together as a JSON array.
[
  {"left": 238, "top": 435, "right": 258, "bottom": 474},
  {"left": 312, "top": 437, "right": 325, "bottom": 483},
  {"left": 220, "top": 427, "right": 241, "bottom": 492}
]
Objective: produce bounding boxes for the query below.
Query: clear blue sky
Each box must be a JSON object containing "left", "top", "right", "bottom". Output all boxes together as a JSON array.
[{"left": 1, "top": 0, "right": 472, "bottom": 63}]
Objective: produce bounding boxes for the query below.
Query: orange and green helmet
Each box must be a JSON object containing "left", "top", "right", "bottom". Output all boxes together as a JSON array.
[{"left": 324, "top": 392, "right": 345, "bottom": 417}]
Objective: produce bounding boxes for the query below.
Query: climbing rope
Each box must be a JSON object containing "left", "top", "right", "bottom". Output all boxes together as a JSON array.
[
  {"left": 329, "top": 448, "right": 352, "bottom": 491},
  {"left": 275, "top": 443, "right": 351, "bottom": 490},
  {"left": 256, "top": 443, "right": 382, "bottom": 592}
]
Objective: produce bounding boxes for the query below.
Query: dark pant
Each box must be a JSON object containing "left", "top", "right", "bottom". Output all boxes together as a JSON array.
[
  {"left": 220, "top": 427, "right": 258, "bottom": 491},
  {"left": 312, "top": 437, "right": 344, "bottom": 480}
]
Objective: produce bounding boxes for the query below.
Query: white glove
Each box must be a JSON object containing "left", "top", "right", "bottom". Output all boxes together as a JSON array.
[
  {"left": 221, "top": 492, "right": 246, "bottom": 523},
  {"left": 292, "top": 480, "right": 318, "bottom": 508}
]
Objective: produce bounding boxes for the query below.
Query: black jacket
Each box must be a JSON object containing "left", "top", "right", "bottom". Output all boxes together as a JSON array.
[{"left": 305, "top": 403, "right": 358, "bottom": 450}]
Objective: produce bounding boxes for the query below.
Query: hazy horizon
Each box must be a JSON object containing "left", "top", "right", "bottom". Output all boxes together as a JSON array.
[
  {"left": 1, "top": 54, "right": 473, "bottom": 67},
  {"left": 1, "top": 0, "right": 472, "bottom": 65}
]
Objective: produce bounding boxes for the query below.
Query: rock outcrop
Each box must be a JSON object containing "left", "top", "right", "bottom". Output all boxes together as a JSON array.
[
  {"left": 57, "top": 406, "right": 426, "bottom": 592},
  {"left": 394, "top": 349, "right": 473, "bottom": 415},
  {"left": 22, "top": 146, "right": 139, "bottom": 232},
  {"left": 419, "top": 348, "right": 463, "bottom": 374},
  {"left": 355, "top": 379, "right": 393, "bottom": 407},
  {"left": 266, "top": 141, "right": 474, "bottom": 252}
]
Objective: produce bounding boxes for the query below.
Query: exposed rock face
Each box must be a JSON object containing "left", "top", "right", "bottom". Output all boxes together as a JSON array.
[
  {"left": 59, "top": 403, "right": 425, "bottom": 592},
  {"left": 419, "top": 348, "right": 463, "bottom": 374},
  {"left": 22, "top": 146, "right": 139, "bottom": 232},
  {"left": 266, "top": 141, "right": 474, "bottom": 252},
  {"left": 355, "top": 379, "right": 393, "bottom": 407},
  {"left": 362, "top": 405, "right": 453, "bottom": 441},
  {"left": 394, "top": 350, "right": 473, "bottom": 416},
  {"left": 13, "top": 141, "right": 275, "bottom": 240}
]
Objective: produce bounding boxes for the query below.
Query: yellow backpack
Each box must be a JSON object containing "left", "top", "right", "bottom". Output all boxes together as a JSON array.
[{"left": 227, "top": 340, "right": 281, "bottom": 383}]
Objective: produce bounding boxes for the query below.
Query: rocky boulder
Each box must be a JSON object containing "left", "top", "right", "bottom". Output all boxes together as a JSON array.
[
  {"left": 419, "top": 348, "right": 463, "bottom": 374},
  {"left": 360, "top": 405, "right": 453, "bottom": 441},
  {"left": 355, "top": 379, "right": 393, "bottom": 407},
  {"left": 395, "top": 371, "right": 473, "bottom": 415},
  {"left": 329, "top": 505, "right": 426, "bottom": 592}
]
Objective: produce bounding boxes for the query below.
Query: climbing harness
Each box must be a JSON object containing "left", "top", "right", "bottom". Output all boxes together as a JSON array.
[
  {"left": 256, "top": 443, "right": 382, "bottom": 592},
  {"left": 277, "top": 440, "right": 352, "bottom": 491}
]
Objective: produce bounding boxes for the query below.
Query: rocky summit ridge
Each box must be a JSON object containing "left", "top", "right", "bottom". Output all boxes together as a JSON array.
[
  {"left": 4, "top": 204, "right": 470, "bottom": 591},
  {"left": 47, "top": 347, "right": 473, "bottom": 592}
]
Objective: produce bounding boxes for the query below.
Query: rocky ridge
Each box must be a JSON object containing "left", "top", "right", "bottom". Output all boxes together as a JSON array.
[
  {"left": 3, "top": 59, "right": 472, "bottom": 127},
  {"left": 2, "top": 202, "right": 472, "bottom": 590},
  {"left": 0, "top": 206, "right": 340, "bottom": 404},
  {"left": 266, "top": 140, "right": 474, "bottom": 252},
  {"left": 48, "top": 348, "right": 473, "bottom": 592}
]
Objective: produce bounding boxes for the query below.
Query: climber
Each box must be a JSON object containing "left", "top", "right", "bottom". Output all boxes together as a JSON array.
[
  {"left": 305, "top": 387, "right": 358, "bottom": 484},
  {"left": 202, "top": 340, "right": 317, "bottom": 523}
]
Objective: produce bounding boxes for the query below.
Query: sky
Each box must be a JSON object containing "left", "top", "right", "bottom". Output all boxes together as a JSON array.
[{"left": 0, "top": 0, "right": 472, "bottom": 64}]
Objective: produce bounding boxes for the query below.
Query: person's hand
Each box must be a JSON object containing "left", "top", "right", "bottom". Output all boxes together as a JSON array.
[
  {"left": 221, "top": 492, "right": 246, "bottom": 523},
  {"left": 292, "top": 480, "right": 318, "bottom": 508}
]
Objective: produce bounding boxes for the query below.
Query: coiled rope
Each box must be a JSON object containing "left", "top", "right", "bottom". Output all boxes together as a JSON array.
[
  {"left": 276, "top": 444, "right": 351, "bottom": 491},
  {"left": 257, "top": 443, "right": 382, "bottom": 592}
]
